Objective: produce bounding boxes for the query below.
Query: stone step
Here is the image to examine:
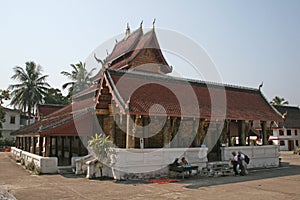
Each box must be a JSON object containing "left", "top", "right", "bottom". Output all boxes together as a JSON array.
[{"left": 57, "top": 166, "right": 74, "bottom": 174}]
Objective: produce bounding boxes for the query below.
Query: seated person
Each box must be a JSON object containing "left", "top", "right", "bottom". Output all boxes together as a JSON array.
[
  {"left": 169, "top": 158, "right": 184, "bottom": 173},
  {"left": 170, "top": 158, "right": 180, "bottom": 167},
  {"left": 181, "top": 157, "right": 191, "bottom": 168}
]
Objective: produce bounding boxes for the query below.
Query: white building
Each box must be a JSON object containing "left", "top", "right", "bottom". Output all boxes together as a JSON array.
[
  {"left": 0, "top": 107, "right": 27, "bottom": 138},
  {"left": 272, "top": 105, "right": 300, "bottom": 151}
]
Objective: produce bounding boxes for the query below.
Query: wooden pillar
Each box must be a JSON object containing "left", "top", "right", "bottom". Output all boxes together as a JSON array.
[
  {"left": 194, "top": 118, "right": 206, "bottom": 147},
  {"left": 126, "top": 114, "right": 135, "bottom": 149},
  {"left": 24, "top": 137, "right": 26, "bottom": 150},
  {"left": 109, "top": 115, "right": 116, "bottom": 144},
  {"left": 246, "top": 120, "right": 253, "bottom": 146},
  {"left": 170, "top": 117, "right": 180, "bottom": 147},
  {"left": 15, "top": 137, "right": 18, "bottom": 148},
  {"left": 238, "top": 120, "right": 246, "bottom": 146},
  {"left": 163, "top": 117, "right": 172, "bottom": 147},
  {"left": 77, "top": 137, "right": 81, "bottom": 156},
  {"left": 33, "top": 137, "right": 36, "bottom": 154},
  {"left": 55, "top": 137, "right": 58, "bottom": 157},
  {"left": 61, "top": 136, "right": 65, "bottom": 158},
  {"left": 45, "top": 137, "right": 50, "bottom": 157},
  {"left": 29, "top": 137, "right": 32, "bottom": 152},
  {"left": 261, "top": 121, "right": 267, "bottom": 145},
  {"left": 142, "top": 116, "right": 149, "bottom": 148},
  {"left": 39, "top": 137, "right": 43, "bottom": 156},
  {"left": 69, "top": 136, "right": 73, "bottom": 160}
]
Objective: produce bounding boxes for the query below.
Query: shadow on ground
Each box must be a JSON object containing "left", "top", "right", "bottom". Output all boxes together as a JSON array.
[
  {"left": 111, "top": 163, "right": 300, "bottom": 189},
  {"left": 184, "top": 164, "right": 300, "bottom": 189}
]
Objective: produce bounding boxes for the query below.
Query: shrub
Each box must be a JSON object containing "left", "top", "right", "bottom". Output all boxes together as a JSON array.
[
  {"left": 88, "top": 133, "right": 116, "bottom": 166},
  {"left": 26, "top": 161, "right": 35, "bottom": 171},
  {"left": 0, "top": 137, "right": 15, "bottom": 147}
]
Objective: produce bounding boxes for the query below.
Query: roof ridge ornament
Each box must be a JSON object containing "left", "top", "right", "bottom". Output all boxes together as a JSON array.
[
  {"left": 140, "top": 20, "right": 143, "bottom": 28},
  {"left": 94, "top": 53, "right": 104, "bottom": 66},
  {"left": 152, "top": 18, "right": 156, "bottom": 30},
  {"left": 259, "top": 81, "right": 263, "bottom": 90},
  {"left": 125, "top": 23, "right": 131, "bottom": 39}
]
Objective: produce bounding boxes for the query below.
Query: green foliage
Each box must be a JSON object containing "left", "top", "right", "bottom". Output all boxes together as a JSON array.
[
  {"left": 20, "top": 157, "right": 25, "bottom": 165},
  {"left": 294, "top": 147, "right": 300, "bottom": 155},
  {"left": 88, "top": 134, "right": 115, "bottom": 165},
  {"left": 0, "top": 137, "right": 15, "bottom": 146},
  {"left": 270, "top": 96, "right": 289, "bottom": 105},
  {"left": 26, "top": 161, "right": 35, "bottom": 171},
  {"left": 0, "top": 107, "right": 5, "bottom": 130},
  {"left": 26, "top": 161, "right": 41, "bottom": 174},
  {"left": 61, "top": 61, "right": 96, "bottom": 97},
  {"left": 0, "top": 89, "right": 10, "bottom": 129},
  {"left": 8, "top": 61, "right": 50, "bottom": 115},
  {"left": 43, "top": 88, "right": 70, "bottom": 105},
  {"left": 34, "top": 166, "right": 41, "bottom": 175}
]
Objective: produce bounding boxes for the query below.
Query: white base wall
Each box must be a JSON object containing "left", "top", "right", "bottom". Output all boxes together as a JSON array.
[
  {"left": 11, "top": 147, "right": 58, "bottom": 174},
  {"left": 87, "top": 147, "right": 208, "bottom": 180},
  {"left": 220, "top": 145, "right": 279, "bottom": 169}
]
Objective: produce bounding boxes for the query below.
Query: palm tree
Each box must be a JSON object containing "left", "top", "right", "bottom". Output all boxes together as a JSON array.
[
  {"left": 270, "top": 96, "right": 289, "bottom": 105},
  {"left": 61, "top": 62, "right": 96, "bottom": 97},
  {"left": 8, "top": 61, "right": 50, "bottom": 121}
]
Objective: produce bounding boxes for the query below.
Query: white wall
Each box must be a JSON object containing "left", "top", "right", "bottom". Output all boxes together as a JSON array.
[
  {"left": 1, "top": 109, "right": 21, "bottom": 138},
  {"left": 221, "top": 145, "right": 279, "bottom": 168},
  {"left": 86, "top": 147, "right": 208, "bottom": 180},
  {"left": 273, "top": 128, "right": 300, "bottom": 151},
  {"left": 11, "top": 147, "right": 58, "bottom": 174}
]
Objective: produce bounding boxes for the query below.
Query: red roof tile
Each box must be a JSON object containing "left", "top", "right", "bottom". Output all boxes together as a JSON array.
[
  {"left": 105, "top": 28, "right": 143, "bottom": 64},
  {"left": 37, "top": 104, "right": 65, "bottom": 117},
  {"left": 12, "top": 98, "right": 97, "bottom": 136},
  {"left": 106, "top": 70, "right": 283, "bottom": 122}
]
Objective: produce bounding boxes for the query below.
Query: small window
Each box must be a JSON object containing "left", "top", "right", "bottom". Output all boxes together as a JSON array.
[
  {"left": 10, "top": 116, "right": 16, "bottom": 124},
  {"left": 280, "top": 141, "right": 285, "bottom": 146},
  {"left": 296, "top": 140, "right": 299, "bottom": 146},
  {"left": 279, "top": 130, "right": 284, "bottom": 136},
  {"left": 287, "top": 130, "right": 292, "bottom": 136},
  {"left": 295, "top": 130, "right": 298, "bottom": 136}
]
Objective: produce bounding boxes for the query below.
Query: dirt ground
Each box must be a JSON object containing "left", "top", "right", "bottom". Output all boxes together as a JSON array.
[{"left": 0, "top": 151, "right": 300, "bottom": 200}]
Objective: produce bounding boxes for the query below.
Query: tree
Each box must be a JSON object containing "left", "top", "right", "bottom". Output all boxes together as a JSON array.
[
  {"left": 0, "top": 90, "right": 10, "bottom": 135},
  {"left": 61, "top": 62, "right": 96, "bottom": 97},
  {"left": 43, "top": 88, "right": 70, "bottom": 105},
  {"left": 8, "top": 61, "right": 50, "bottom": 121},
  {"left": 270, "top": 96, "right": 289, "bottom": 106}
]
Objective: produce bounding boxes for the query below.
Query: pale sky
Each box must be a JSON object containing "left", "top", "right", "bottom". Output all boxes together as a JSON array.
[{"left": 1, "top": 0, "right": 300, "bottom": 106}]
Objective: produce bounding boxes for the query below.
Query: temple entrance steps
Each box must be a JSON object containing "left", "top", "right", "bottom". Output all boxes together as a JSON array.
[
  {"left": 57, "top": 166, "right": 74, "bottom": 175},
  {"left": 200, "top": 161, "right": 233, "bottom": 177}
]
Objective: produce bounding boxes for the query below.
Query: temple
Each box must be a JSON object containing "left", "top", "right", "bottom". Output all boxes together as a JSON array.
[{"left": 11, "top": 23, "right": 283, "bottom": 178}]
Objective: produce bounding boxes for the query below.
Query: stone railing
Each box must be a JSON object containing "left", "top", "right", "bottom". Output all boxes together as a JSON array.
[
  {"left": 85, "top": 147, "right": 208, "bottom": 180},
  {"left": 220, "top": 145, "right": 279, "bottom": 169},
  {"left": 73, "top": 154, "right": 94, "bottom": 175},
  {"left": 11, "top": 147, "right": 58, "bottom": 174}
]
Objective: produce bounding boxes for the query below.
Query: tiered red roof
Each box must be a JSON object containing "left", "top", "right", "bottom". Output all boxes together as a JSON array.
[
  {"left": 12, "top": 23, "right": 283, "bottom": 138},
  {"left": 105, "top": 69, "right": 283, "bottom": 122}
]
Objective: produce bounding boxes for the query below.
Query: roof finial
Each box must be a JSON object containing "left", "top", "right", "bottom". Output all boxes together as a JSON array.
[
  {"left": 106, "top": 49, "right": 109, "bottom": 56},
  {"left": 94, "top": 53, "right": 104, "bottom": 66},
  {"left": 259, "top": 81, "right": 263, "bottom": 90},
  {"left": 115, "top": 39, "right": 118, "bottom": 43},
  {"left": 152, "top": 18, "right": 156, "bottom": 29},
  {"left": 125, "top": 23, "right": 131, "bottom": 39},
  {"left": 140, "top": 20, "right": 143, "bottom": 28}
]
